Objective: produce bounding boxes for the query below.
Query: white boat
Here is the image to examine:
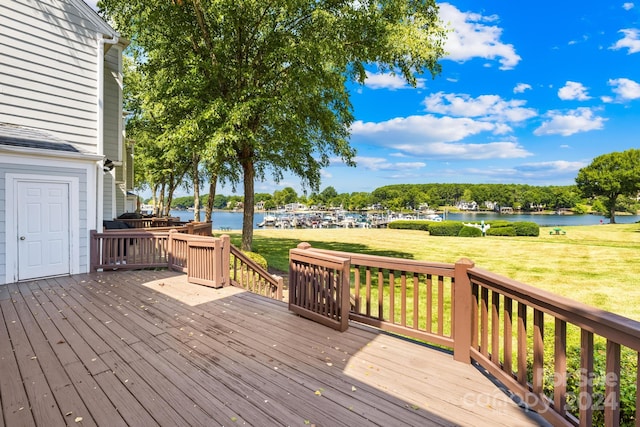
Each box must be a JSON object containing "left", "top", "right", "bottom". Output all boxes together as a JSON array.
[
  {"left": 258, "top": 215, "right": 277, "bottom": 227},
  {"left": 425, "top": 214, "right": 443, "bottom": 222},
  {"left": 140, "top": 204, "right": 155, "bottom": 216}
]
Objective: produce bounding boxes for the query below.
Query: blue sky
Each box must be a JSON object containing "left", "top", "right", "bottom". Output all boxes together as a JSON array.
[
  {"left": 90, "top": 1, "right": 640, "bottom": 197},
  {"left": 324, "top": 1, "right": 640, "bottom": 195}
]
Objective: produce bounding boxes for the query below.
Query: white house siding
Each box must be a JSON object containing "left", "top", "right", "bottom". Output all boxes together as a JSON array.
[
  {"left": 103, "top": 46, "right": 126, "bottom": 217},
  {"left": 103, "top": 171, "right": 114, "bottom": 220},
  {"left": 0, "top": 155, "right": 92, "bottom": 284},
  {"left": 103, "top": 47, "right": 122, "bottom": 161},
  {"left": 0, "top": 0, "right": 101, "bottom": 152}
]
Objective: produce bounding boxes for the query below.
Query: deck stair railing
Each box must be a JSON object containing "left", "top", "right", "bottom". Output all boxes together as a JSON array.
[
  {"left": 90, "top": 229, "right": 282, "bottom": 298},
  {"left": 230, "top": 245, "right": 284, "bottom": 300},
  {"left": 290, "top": 242, "right": 640, "bottom": 427}
]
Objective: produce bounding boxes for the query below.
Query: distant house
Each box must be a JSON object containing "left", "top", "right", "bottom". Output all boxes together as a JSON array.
[
  {"left": 456, "top": 200, "right": 478, "bottom": 211},
  {"left": 285, "top": 202, "right": 308, "bottom": 212},
  {"left": 0, "top": 0, "right": 129, "bottom": 284}
]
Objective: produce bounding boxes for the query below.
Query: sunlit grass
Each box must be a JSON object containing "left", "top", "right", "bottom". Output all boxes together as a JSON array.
[{"left": 224, "top": 223, "right": 640, "bottom": 321}]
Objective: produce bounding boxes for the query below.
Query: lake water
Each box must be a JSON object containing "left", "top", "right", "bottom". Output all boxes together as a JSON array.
[{"left": 170, "top": 210, "right": 640, "bottom": 229}]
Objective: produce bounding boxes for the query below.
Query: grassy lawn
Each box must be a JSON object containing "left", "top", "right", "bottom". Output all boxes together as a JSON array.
[{"left": 223, "top": 223, "right": 640, "bottom": 321}]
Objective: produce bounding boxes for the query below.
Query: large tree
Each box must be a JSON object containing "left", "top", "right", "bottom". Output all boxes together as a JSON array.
[
  {"left": 101, "top": 0, "right": 446, "bottom": 250},
  {"left": 576, "top": 149, "right": 640, "bottom": 223}
]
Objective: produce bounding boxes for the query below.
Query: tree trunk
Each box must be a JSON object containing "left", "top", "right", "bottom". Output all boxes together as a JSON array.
[
  {"left": 205, "top": 174, "right": 217, "bottom": 223},
  {"left": 241, "top": 158, "right": 255, "bottom": 251},
  {"left": 610, "top": 204, "right": 616, "bottom": 224},
  {"left": 157, "top": 183, "right": 165, "bottom": 217},
  {"left": 192, "top": 154, "right": 201, "bottom": 222}
]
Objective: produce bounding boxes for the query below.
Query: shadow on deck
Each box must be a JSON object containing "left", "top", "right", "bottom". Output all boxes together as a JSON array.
[{"left": 0, "top": 270, "right": 547, "bottom": 426}]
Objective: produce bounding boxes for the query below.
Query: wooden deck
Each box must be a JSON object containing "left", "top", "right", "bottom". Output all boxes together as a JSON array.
[{"left": 0, "top": 270, "right": 548, "bottom": 426}]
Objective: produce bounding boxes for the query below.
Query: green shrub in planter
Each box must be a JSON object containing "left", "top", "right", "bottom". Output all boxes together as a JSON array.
[
  {"left": 388, "top": 220, "right": 430, "bottom": 231},
  {"left": 486, "top": 220, "right": 511, "bottom": 228},
  {"left": 513, "top": 221, "right": 539, "bottom": 236},
  {"left": 428, "top": 221, "right": 464, "bottom": 236},
  {"left": 458, "top": 226, "right": 483, "bottom": 237},
  {"left": 238, "top": 251, "right": 268, "bottom": 270},
  {"left": 486, "top": 226, "right": 516, "bottom": 236}
]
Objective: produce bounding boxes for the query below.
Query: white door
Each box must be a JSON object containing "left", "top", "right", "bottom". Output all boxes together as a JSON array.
[{"left": 17, "top": 181, "right": 70, "bottom": 281}]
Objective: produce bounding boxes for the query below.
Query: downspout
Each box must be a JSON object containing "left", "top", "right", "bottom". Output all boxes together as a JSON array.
[{"left": 96, "top": 33, "right": 119, "bottom": 232}]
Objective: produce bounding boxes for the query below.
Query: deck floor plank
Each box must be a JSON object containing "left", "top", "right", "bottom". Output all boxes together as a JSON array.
[
  {"left": 96, "top": 272, "right": 455, "bottom": 426},
  {"left": 0, "top": 297, "right": 36, "bottom": 426},
  {"left": 98, "top": 350, "right": 202, "bottom": 427},
  {"left": 1, "top": 290, "right": 69, "bottom": 426},
  {"left": 89, "top": 273, "right": 512, "bottom": 426},
  {"left": 0, "top": 271, "right": 547, "bottom": 427},
  {"left": 88, "top": 276, "right": 398, "bottom": 427}
]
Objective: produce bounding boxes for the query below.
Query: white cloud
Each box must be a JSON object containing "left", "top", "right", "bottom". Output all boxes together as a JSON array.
[
  {"left": 355, "top": 157, "right": 426, "bottom": 171},
  {"left": 517, "top": 160, "right": 586, "bottom": 174},
  {"left": 393, "top": 141, "right": 532, "bottom": 159},
  {"left": 607, "top": 77, "right": 640, "bottom": 101},
  {"left": 320, "top": 169, "right": 333, "bottom": 179},
  {"left": 557, "top": 81, "right": 591, "bottom": 101},
  {"left": 350, "top": 114, "right": 533, "bottom": 159},
  {"left": 623, "top": 3, "right": 634, "bottom": 11},
  {"left": 351, "top": 114, "right": 496, "bottom": 145},
  {"left": 423, "top": 92, "right": 537, "bottom": 123},
  {"left": 513, "top": 83, "right": 532, "bottom": 94},
  {"left": 534, "top": 108, "right": 606, "bottom": 136},
  {"left": 610, "top": 28, "right": 640, "bottom": 54},
  {"left": 439, "top": 3, "right": 521, "bottom": 70},
  {"left": 364, "top": 71, "right": 425, "bottom": 90}
]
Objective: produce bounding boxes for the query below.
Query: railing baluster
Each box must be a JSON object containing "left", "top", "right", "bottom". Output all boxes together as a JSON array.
[
  {"left": 554, "top": 318, "right": 567, "bottom": 418},
  {"left": 354, "top": 267, "right": 361, "bottom": 314},
  {"left": 426, "top": 274, "right": 432, "bottom": 333},
  {"left": 400, "top": 272, "right": 407, "bottom": 327},
  {"left": 636, "top": 353, "right": 640, "bottom": 427},
  {"left": 438, "top": 275, "right": 444, "bottom": 336},
  {"left": 533, "top": 309, "right": 544, "bottom": 396},
  {"left": 503, "top": 297, "right": 513, "bottom": 374},
  {"left": 413, "top": 272, "right": 419, "bottom": 329},
  {"left": 365, "top": 266, "right": 372, "bottom": 317},
  {"left": 517, "top": 302, "right": 527, "bottom": 386},
  {"left": 471, "top": 283, "right": 479, "bottom": 349},
  {"left": 580, "top": 329, "right": 594, "bottom": 427},
  {"left": 604, "top": 340, "right": 620, "bottom": 427},
  {"left": 378, "top": 269, "right": 384, "bottom": 320},
  {"left": 491, "top": 291, "right": 500, "bottom": 364},
  {"left": 389, "top": 271, "right": 395, "bottom": 324},
  {"left": 481, "top": 287, "right": 489, "bottom": 357}
]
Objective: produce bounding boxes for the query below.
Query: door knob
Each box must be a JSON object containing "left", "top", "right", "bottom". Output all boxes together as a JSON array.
[{"left": 19, "top": 236, "right": 26, "bottom": 240}]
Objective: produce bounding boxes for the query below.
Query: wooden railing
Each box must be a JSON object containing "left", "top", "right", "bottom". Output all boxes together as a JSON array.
[
  {"left": 289, "top": 245, "right": 351, "bottom": 331},
  {"left": 291, "top": 243, "right": 640, "bottom": 427},
  {"left": 90, "top": 230, "right": 171, "bottom": 270},
  {"left": 229, "top": 244, "right": 284, "bottom": 300},
  {"left": 114, "top": 217, "right": 184, "bottom": 228},
  {"left": 290, "top": 243, "right": 456, "bottom": 348},
  {"left": 90, "top": 230, "right": 282, "bottom": 299}
]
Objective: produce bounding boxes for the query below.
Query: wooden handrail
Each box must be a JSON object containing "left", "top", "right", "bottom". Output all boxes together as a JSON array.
[
  {"left": 91, "top": 229, "right": 280, "bottom": 299},
  {"left": 295, "top": 245, "right": 456, "bottom": 348},
  {"left": 229, "top": 242, "right": 283, "bottom": 300},
  {"left": 291, "top": 242, "right": 640, "bottom": 427}
]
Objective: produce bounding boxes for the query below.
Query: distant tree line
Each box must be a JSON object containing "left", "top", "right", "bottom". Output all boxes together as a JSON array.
[{"left": 164, "top": 182, "right": 640, "bottom": 217}]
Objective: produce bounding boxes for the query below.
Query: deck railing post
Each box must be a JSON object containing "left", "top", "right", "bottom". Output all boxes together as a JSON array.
[
  {"left": 213, "top": 237, "right": 223, "bottom": 287},
  {"left": 453, "top": 258, "right": 475, "bottom": 364},
  {"left": 168, "top": 229, "right": 177, "bottom": 270},
  {"left": 220, "top": 235, "right": 231, "bottom": 286},
  {"left": 90, "top": 230, "right": 98, "bottom": 271}
]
